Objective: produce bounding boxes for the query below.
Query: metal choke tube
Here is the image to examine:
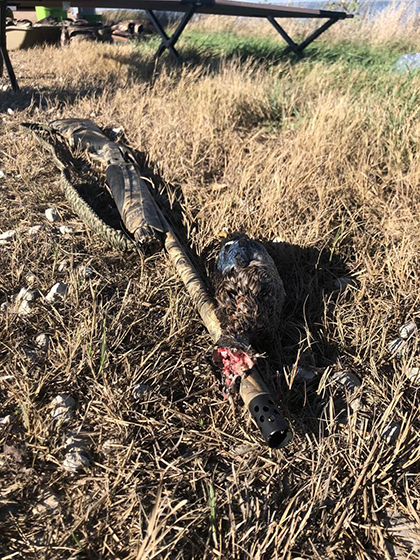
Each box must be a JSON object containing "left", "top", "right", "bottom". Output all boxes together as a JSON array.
[{"left": 240, "top": 367, "right": 291, "bottom": 448}]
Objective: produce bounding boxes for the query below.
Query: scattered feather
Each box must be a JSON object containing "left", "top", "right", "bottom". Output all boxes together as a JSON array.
[
  {"left": 45, "top": 282, "right": 69, "bottom": 302},
  {"left": 0, "top": 230, "right": 16, "bottom": 241},
  {"left": 45, "top": 208, "right": 61, "bottom": 223},
  {"left": 399, "top": 321, "right": 417, "bottom": 340},
  {"left": 388, "top": 337, "right": 407, "bottom": 357},
  {"left": 62, "top": 450, "right": 90, "bottom": 472},
  {"left": 331, "top": 370, "right": 362, "bottom": 392},
  {"left": 382, "top": 422, "right": 401, "bottom": 444},
  {"left": 59, "top": 225, "right": 75, "bottom": 235}
]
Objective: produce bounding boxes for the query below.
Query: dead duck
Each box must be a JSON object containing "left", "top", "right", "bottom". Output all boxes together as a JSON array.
[{"left": 213, "top": 234, "right": 285, "bottom": 393}]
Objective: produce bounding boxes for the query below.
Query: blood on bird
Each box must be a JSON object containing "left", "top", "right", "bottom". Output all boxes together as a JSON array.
[{"left": 213, "top": 346, "right": 255, "bottom": 387}]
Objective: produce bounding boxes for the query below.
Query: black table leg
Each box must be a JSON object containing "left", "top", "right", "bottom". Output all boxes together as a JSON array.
[
  {"left": 147, "top": 7, "right": 196, "bottom": 61},
  {"left": 0, "top": 1, "right": 19, "bottom": 91},
  {"left": 294, "top": 18, "right": 339, "bottom": 53},
  {"left": 268, "top": 16, "right": 339, "bottom": 56},
  {"left": 267, "top": 16, "right": 299, "bottom": 53}
]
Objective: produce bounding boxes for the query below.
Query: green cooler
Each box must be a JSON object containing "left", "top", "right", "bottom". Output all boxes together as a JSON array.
[{"left": 35, "top": 6, "right": 67, "bottom": 21}]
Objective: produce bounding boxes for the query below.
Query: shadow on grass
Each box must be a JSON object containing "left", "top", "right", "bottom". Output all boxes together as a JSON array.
[
  {"left": 264, "top": 240, "right": 353, "bottom": 434},
  {"left": 159, "top": 31, "right": 401, "bottom": 70},
  {"left": 180, "top": 33, "right": 293, "bottom": 65},
  {"left": 100, "top": 33, "right": 403, "bottom": 84},
  {"left": 0, "top": 83, "right": 110, "bottom": 114},
  {"left": 301, "top": 40, "right": 403, "bottom": 69}
]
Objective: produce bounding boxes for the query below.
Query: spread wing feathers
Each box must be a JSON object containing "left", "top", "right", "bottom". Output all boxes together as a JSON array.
[{"left": 215, "top": 235, "right": 285, "bottom": 344}]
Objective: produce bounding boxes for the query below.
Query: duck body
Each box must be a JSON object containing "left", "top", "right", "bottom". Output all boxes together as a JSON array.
[
  {"left": 215, "top": 234, "right": 285, "bottom": 347},
  {"left": 213, "top": 234, "right": 285, "bottom": 394}
]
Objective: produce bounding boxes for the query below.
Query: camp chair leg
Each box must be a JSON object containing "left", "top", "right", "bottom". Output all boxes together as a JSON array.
[
  {"left": 146, "top": 7, "right": 196, "bottom": 61},
  {"left": 268, "top": 16, "right": 339, "bottom": 55},
  {"left": 0, "top": 1, "right": 19, "bottom": 91}
]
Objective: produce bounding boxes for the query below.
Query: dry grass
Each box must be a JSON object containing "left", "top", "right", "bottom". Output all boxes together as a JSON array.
[{"left": 1, "top": 4, "right": 420, "bottom": 559}]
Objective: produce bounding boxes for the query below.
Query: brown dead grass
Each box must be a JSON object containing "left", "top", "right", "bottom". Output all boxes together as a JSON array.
[{"left": 1, "top": 5, "right": 420, "bottom": 559}]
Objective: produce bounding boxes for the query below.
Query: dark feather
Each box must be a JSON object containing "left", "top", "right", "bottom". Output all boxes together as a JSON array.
[{"left": 215, "top": 234, "right": 285, "bottom": 346}]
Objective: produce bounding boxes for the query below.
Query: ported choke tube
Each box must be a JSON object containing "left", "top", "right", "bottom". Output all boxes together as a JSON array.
[{"left": 240, "top": 367, "right": 291, "bottom": 448}]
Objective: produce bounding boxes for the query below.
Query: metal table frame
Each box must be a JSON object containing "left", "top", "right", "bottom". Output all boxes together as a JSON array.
[
  {"left": 0, "top": 0, "right": 353, "bottom": 91},
  {"left": 147, "top": 3, "right": 346, "bottom": 60}
]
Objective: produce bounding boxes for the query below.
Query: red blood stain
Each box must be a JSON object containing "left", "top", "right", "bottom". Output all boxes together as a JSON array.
[{"left": 213, "top": 347, "right": 255, "bottom": 387}]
